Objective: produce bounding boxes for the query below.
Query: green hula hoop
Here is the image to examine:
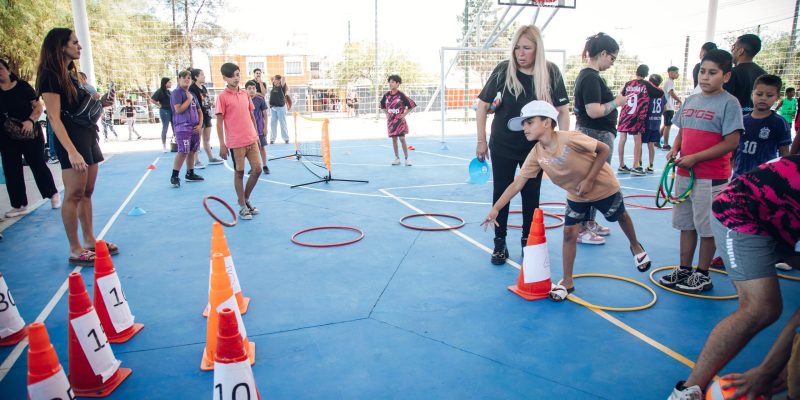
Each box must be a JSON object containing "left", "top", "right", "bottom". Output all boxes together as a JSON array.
[{"left": 657, "top": 160, "right": 694, "bottom": 208}]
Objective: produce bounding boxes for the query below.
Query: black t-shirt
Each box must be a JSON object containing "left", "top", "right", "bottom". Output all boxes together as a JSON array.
[
  {"left": 477, "top": 60, "right": 569, "bottom": 160},
  {"left": 124, "top": 106, "right": 135, "bottom": 118},
  {"left": 0, "top": 80, "right": 36, "bottom": 123},
  {"left": 723, "top": 62, "right": 767, "bottom": 114},
  {"left": 574, "top": 67, "right": 618, "bottom": 134},
  {"left": 151, "top": 88, "right": 172, "bottom": 110},
  {"left": 189, "top": 83, "right": 211, "bottom": 117},
  {"left": 37, "top": 70, "right": 97, "bottom": 137},
  {"left": 692, "top": 62, "right": 701, "bottom": 88},
  {"left": 269, "top": 84, "right": 286, "bottom": 107}
]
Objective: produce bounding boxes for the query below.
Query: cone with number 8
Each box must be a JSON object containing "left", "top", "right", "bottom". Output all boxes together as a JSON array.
[
  {"left": 213, "top": 308, "right": 261, "bottom": 399},
  {"left": 27, "top": 322, "right": 74, "bottom": 400},
  {"left": 93, "top": 240, "right": 144, "bottom": 343},
  {"left": 203, "top": 222, "right": 249, "bottom": 317},
  {"left": 0, "top": 272, "right": 27, "bottom": 346},
  {"left": 68, "top": 272, "right": 131, "bottom": 397},
  {"left": 201, "top": 252, "right": 255, "bottom": 371}
]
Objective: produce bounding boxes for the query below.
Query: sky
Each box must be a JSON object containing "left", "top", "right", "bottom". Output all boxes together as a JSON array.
[{"left": 202, "top": 0, "right": 796, "bottom": 78}]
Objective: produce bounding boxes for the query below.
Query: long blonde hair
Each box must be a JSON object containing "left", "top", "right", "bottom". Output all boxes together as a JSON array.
[{"left": 505, "top": 25, "right": 552, "bottom": 104}]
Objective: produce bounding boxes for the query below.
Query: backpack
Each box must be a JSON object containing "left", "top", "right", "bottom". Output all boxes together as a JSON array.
[{"left": 62, "top": 79, "right": 103, "bottom": 129}]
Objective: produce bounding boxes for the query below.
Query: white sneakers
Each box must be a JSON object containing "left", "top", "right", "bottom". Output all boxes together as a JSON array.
[
  {"left": 576, "top": 229, "right": 605, "bottom": 245},
  {"left": 4, "top": 206, "right": 29, "bottom": 218},
  {"left": 392, "top": 158, "right": 412, "bottom": 166},
  {"left": 667, "top": 383, "right": 702, "bottom": 399},
  {"left": 405, "top": 159, "right": 412, "bottom": 166}
]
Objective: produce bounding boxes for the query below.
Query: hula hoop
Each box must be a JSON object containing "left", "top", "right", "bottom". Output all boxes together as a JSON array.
[
  {"left": 623, "top": 194, "right": 673, "bottom": 211},
  {"left": 779, "top": 272, "right": 800, "bottom": 281},
  {"left": 508, "top": 210, "right": 565, "bottom": 229},
  {"left": 203, "top": 196, "right": 238, "bottom": 227},
  {"left": 649, "top": 266, "right": 738, "bottom": 300},
  {"left": 558, "top": 274, "right": 657, "bottom": 312},
  {"left": 540, "top": 201, "right": 567, "bottom": 217},
  {"left": 399, "top": 213, "right": 465, "bottom": 231},
  {"left": 291, "top": 226, "right": 364, "bottom": 247},
  {"left": 656, "top": 160, "right": 694, "bottom": 208}
]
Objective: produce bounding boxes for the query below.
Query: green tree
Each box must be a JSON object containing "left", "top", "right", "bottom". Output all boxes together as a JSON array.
[
  {"left": 0, "top": 0, "right": 72, "bottom": 80},
  {"left": 332, "top": 41, "right": 422, "bottom": 89},
  {"left": 562, "top": 46, "right": 643, "bottom": 111}
]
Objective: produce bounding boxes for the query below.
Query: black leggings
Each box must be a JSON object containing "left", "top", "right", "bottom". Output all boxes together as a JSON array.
[
  {"left": 0, "top": 131, "right": 58, "bottom": 208},
  {"left": 491, "top": 153, "right": 543, "bottom": 239}
]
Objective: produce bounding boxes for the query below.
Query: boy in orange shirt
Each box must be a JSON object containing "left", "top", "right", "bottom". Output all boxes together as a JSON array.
[{"left": 215, "top": 62, "right": 262, "bottom": 220}]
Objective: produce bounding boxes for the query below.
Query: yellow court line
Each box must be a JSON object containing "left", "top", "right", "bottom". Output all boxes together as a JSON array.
[{"left": 379, "top": 188, "right": 697, "bottom": 370}]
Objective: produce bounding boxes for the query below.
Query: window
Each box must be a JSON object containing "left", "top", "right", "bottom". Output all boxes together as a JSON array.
[
  {"left": 247, "top": 59, "right": 265, "bottom": 77},
  {"left": 310, "top": 62, "right": 320, "bottom": 71},
  {"left": 285, "top": 57, "right": 303, "bottom": 75}
]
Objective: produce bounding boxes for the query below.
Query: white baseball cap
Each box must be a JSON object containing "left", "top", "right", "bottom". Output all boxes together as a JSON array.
[{"left": 507, "top": 100, "right": 559, "bottom": 131}]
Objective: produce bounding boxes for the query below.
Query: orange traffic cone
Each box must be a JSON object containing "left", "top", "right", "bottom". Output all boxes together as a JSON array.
[
  {"left": 67, "top": 272, "right": 131, "bottom": 397},
  {"left": 508, "top": 208, "right": 552, "bottom": 300},
  {"left": 93, "top": 240, "right": 144, "bottom": 343},
  {"left": 705, "top": 378, "right": 764, "bottom": 400},
  {"left": 213, "top": 308, "right": 261, "bottom": 399},
  {"left": 27, "top": 322, "right": 74, "bottom": 400},
  {"left": 201, "top": 252, "right": 255, "bottom": 371},
  {"left": 203, "top": 222, "right": 249, "bottom": 317},
  {"left": 0, "top": 272, "right": 27, "bottom": 346}
]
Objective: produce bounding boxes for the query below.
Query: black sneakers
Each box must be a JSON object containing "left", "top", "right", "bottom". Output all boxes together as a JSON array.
[
  {"left": 659, "top": 266, "right": 693, "bottom": 288},
  {"left": 170, "top": 176, "right": 180, "bottom": 188},
  {"left": 491, "top": 237, "right": 509, "bottom": 265},
  {"left": 676, "top": 272, "right": 713, "bottom": 293},
  {"left": 262, "top": 165, "right": 270, "bottom": 174},
  {"left": 185, "top": 171, "right": 205, "bottom": 182}
]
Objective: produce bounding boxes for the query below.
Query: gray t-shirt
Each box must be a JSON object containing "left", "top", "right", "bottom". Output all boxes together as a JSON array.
[{"left": 672, "top": 91, "right": 744, "bottom": 179}]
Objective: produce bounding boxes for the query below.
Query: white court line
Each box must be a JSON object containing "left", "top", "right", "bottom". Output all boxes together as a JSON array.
[
  {"left": 379, "top": 187, "right": 698, "bottom": 371},
  {"left": 620, "top": 185, "right": 657, "bottom": 193},
  {"left": 330, "top": 162, "right": 463, "bottom": 168},
  {"left": 378, "top": 144, "right": 473, "bottom": 161},
  {"left": 0, "top": 157, "right": 160, "bottom": 382}
]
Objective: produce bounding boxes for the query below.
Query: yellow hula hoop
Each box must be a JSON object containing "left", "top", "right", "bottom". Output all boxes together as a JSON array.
[
  {"left": 649, "top": 266, "right": 738, "bottom": 300},
  {"left": 778, "top": 273, "right": 800, "bottom": 282},
  {"left": 558, "top": 274, "right": 657, "bottom": 312}
]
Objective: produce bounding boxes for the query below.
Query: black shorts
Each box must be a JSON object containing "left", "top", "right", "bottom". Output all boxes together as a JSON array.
[
  {"left": 564, "top": 192, "right": 626, "bottom": 226},
  {"left": 202, "top": 113, "right": 212, "bottom": 128},
  {"left": 663, "top": 110, "right": 675, "bottom": 126},
  {"left": 54, "top": 125, "right": 104, "bottom": 170}
]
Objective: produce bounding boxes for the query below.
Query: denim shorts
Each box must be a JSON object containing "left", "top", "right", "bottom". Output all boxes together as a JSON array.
[
  {"left": 564, "top": 192, "right": 626, "bottom": 226},
  {"left": 576, "top": 126, "right": 614, "bottom": 164}
]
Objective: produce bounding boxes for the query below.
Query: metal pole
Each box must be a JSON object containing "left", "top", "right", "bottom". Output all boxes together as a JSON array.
[
  {"left": 484, "top": 6, "right": 526, "bottom": 48},
  {"left": 374, "top": 0, "right": 379, "bottom": 119},
  {"left": 71, "top": 0, "right": 95, "bottom": 86},
  {"left": 540, "top": 8, "right": 560, "bottom": 32},
  {"left": 789, "top": 0, "right": 799, "bottom": 74},
  {"left": 440, "top": 48, "right": 446, "bottom": 143},
  {"left": 705, "top": 0, "right": 718, "bottom": 42},
  {"left": 683, "top": 36, "right": 690, "bottom": 93}
]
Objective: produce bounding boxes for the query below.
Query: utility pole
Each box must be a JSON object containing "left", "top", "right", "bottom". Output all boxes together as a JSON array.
[
  {"left": 464, "top": 0, "right": 470, "bottom": 121},
  {"left": 705, "top": 0, "right": 718, "bottom": 42},
  {"left": 172, "top": 0, "right": 178, "bottom": 75},
  {"left": 374, "top": 0, "right": 379, "bottom": 119},
  {"left": 185, "top": 0, "right": 192, "bottom": 68},
  {"left": 682, "top": 36, "right": 690, "bottom": 93}
]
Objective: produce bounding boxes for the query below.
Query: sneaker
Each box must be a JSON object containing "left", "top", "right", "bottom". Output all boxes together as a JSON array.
[
  {"left": 51, "top": 193, "right": 61, "bottom": 209},
  {"left": 262, "top": 165, "right": 270, "bottom": 174},
  {"left": 631, "top": 167, "right": 647, "bottom": 176},
  {"left": 491, "top": 237, "right": 509, "bottom": 265},
  {"left": 4, "top": 206, "right": 29, "bottom": 218},
  {"left": 170, "top": 176, "right": 181, "bottom": 188},
  {"left": 617, "top": 165, "right": 631, "bottom": 174},
  {"left": 270, "top": 140, "right": 275, "bottom": 145},
  {"left": 194, "top": 160, "right": 206, "bottom": 169},
  {"left": 405, "top": 159, "right": 412, "bottom": 166},
  {"left": 676, "top": 271, "right": 713, "bottom": 293},
  {"left": 662, "top": 144, "right": 672, "bottom": 151},
  {"left": 47, "top": 157, "right": 59, "bottom": 164},
  {"left": 585, "top": 220, "right": 611, "bottom": 236},
  {"left": 659, "top": 266, "right": 693, "bottom": 288},
  {"left": 208, "top": 157, "right": 224, "bottom": 165},
  {"left": 668, "top": 381, "right": 702, "bottom": 400},
  {"left": 710, "top": 256, "right": 725, "bottom": 269},
  {"left": 645, "top": 166, "right": 655, "bottom": 174},
  {"left": 185, "top": 172, "right": 204, "bottom": 182},
  {"left": 391, "top": 158, "right": 401, "bottom": 166},
  {"left": 576, "top": 229, "right": 605, "bottom": 245},
  {"left": 246, "top": 201, "right": 259, "bottom": 215},
  {"left": 239, "top": 206, "right": 253, "bottom": 220},
  {"left": 285, "top": 140, "right": 289, "bottom": 144}
]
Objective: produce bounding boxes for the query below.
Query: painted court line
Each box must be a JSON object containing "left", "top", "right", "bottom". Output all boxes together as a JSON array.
[
  {"left": 379, "top": 188, "right": 697, "bottom": 371},
  {"left": 0, "top": 157, "right": 161, "bottom": 382}
]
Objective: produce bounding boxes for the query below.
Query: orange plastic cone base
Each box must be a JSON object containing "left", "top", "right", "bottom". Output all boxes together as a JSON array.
[
  {"left": 70, "top": 367, "right": 132, "bottom": 398},
  {"left": 147, "top": 164, "right": 156, "bottom": 170},
  {"left": 0, "top": 325, "right": 27, "bottom": 346},
  {"left": 107, "top": 323, "right": 144, "bottom": 344},
  {"left": 508, "top": 281, "right": 551, "bottom": 300},
  {"left": 202, "top": 295, "right": 250, "bottom": 317},
  {"left": 201, "top": 341, "right": 255, "bottom": 371}
]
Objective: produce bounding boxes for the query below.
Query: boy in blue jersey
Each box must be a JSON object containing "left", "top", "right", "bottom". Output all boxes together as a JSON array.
[
  {"left": 733, "top": 74, "right": 791, "bottom": 178},
  {"left": 643, "top": 74, "right": 666, "bottom": 173}
]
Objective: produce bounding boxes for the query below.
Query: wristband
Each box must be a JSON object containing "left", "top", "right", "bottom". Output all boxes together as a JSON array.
[{"left": 27, "top": 118, "right": 35, "bottom": 124}]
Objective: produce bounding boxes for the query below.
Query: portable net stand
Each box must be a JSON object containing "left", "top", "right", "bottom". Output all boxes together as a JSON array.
[{"left": 274, "top": 112, "right": 368, "bottom": 188}]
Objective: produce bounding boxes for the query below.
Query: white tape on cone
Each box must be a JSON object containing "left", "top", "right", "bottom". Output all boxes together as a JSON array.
[
  {"left": 27, "top": 369, "right": 74, "bottom": 400},
  {"left": 213, "top": 360, "right": 258, "bottom": 400},
  {"left": 70, "top": 310, "right": 121, "bottom": 382},
  {"left": 0, "top": 276, "right": 25, "bottom": 338},
  {"left": 224, "top": 256, "right": 242, "bottom": 294},
  {"left": 96, "top": 273, "right": 135, "bottom": 332},
  {"left": 522, "top": 243, "right": 551, "bottom": 283},
  {"left": 217, "top": 297, "right": 247, "bottom": 341}
]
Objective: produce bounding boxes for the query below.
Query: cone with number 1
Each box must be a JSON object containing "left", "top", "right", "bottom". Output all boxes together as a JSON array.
[
  {"left": 0, "top": 272, "right": 27, "bottom": 346},
  {"left": 68, "top": 272, "right": 131, "bottom": 397},
  {"left": 201, "top": 252, "right": 255, "bottom": 371},
  {"left": 93, "top": 240, "right": 144, "bottom": 343},
  {"left": 27, "top": 322, "right": 74, "bottom": 400},
  {"left": 203, "top": 222, "right": 250, "bottom": 317},
  {"left": 508, "top": 209, "right": 552, "bottom": 300},
  {"left": 213, "top": 308, "right": 261, "bottom": 399}
]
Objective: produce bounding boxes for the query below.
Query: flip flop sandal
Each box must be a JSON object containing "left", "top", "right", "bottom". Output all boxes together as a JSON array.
[
  {"left": 87, "top": 242, "right": 119, "bottom": 255},
  {"left": 631, "top": 242, "right": 651, "bottom": 272},
  {"left": 548, "top": 284, "right": 575, "bottom": 302},
  {"left": 68, "top": 249, "right": 96, "bottom": 266}
]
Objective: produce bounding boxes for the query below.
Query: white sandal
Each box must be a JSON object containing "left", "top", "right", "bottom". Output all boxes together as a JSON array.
[{"left": 631, "top": 242, "right": 651, "bottom": 272}]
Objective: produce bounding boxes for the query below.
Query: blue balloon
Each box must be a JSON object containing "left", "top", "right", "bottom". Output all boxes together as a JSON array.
[{"left": 468, "top": 158, "right": 490, "bottom": 184}]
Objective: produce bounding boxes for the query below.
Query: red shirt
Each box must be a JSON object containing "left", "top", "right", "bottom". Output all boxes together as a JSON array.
[{"left": 215, "top": 86, "right": 257, "bottom": 149}]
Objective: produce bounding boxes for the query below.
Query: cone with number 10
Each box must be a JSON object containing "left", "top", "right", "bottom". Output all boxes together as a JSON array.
[
  {"left": 201, "top": 252, "right": 255, "bottom": 371},
  {"left": 93, "top": 240, "right": 144, "bottom": 343},
  {"left": 203, "top": 222, "right": 250, "bottom": 317},
  {"left": 508, "top": 209, "right": 553, "bottom": 300},
  {"left": 213, "top": 308, "right": 261, "bottom": 399},
  {"left": 0, "top": 272, "right": 27, "bottom": 346},
  {"left": 68, "top": 272, "right": 131, "bottom": 397},
  {"left": 27, "top": 322, "right": 74, "bottom": 400}
]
